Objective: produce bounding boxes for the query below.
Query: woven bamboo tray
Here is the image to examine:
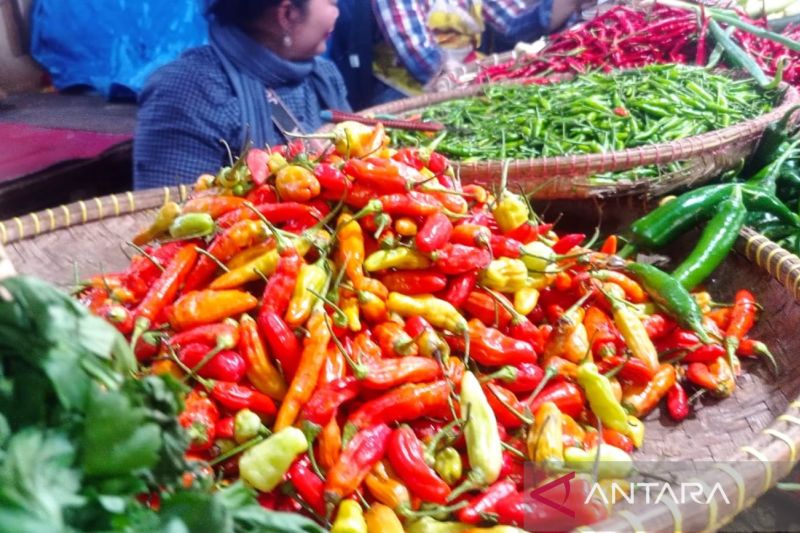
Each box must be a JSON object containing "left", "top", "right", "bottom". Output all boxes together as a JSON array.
[
  {"left": 362, "top": 83, "right": 800, "bottom": 200},
  {"left": 3, "top": 190, "right": 800, "bottom": 531}
]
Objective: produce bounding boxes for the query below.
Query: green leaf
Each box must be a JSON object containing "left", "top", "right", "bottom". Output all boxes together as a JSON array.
[
  {"left": 158, "top": 490, "right": 232, "bottom": 532},
  {"left": 81, "top": 385, "right": 161, "bottom": 478},
  {"left": 0, "top": 429, "right": 83, "bottom": 533},
  {"left": 217, "top": 483, "right": 326, "bottom": 533}
]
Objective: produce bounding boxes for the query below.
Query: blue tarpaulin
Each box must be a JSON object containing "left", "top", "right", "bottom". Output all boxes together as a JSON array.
[{"left": 30, "top": 0, "right": 208, "bottom": 100}]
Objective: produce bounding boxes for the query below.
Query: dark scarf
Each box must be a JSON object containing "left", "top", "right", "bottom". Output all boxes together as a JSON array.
[{"left": 209, "top": 21, "right": 340, "bottom": 147}]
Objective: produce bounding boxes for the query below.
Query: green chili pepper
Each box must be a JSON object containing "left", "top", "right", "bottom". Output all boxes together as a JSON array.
[
  {"left": 434, "top": 447, "right": 463, "bottom": 486},
  {"left": 625, "top": 262, "right": 711, "bottom": 344},
  {"left": 672, "top": 185, "right": 747, "bottom": 291},
  {"left": 744, "top": 105, "right": 800, "bottom": 176},
  {"left": 168, "top": 213, "right": 215, "bottom": 239},
  {"left": 239, "top": 426, "right": 307, "bottom": 492},
  {"left": 576, "top": 362, "right": 629, "bottom": 435}
]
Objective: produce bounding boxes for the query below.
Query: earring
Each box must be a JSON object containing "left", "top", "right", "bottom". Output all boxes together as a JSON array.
[{"left": 283, "top": 34, "right": 293, "bottom": 48}]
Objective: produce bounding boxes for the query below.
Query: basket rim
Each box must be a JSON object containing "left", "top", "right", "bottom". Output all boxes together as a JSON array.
[
  {"left": 361, "top": 78, "right": 800, "bottom": 187},
  {"left": 2, "top": 189, "right": 800, "bottom": 531}
]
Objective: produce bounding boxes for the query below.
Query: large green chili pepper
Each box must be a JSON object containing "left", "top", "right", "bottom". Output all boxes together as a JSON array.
[
  {"left": 744, "top": 105, "right": 800, "bottom": 176},
  {"left": 672, "top": 185, "right": 747, "bottom": 291},
  {"left": 625, "top": 262, "right": 711, "bottom": 344},
  {"left": 627, "top": 183, "right": 735, "bottom": 250}
]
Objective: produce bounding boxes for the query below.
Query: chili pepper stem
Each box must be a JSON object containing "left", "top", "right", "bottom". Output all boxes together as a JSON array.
[
  {"left": 209, "top": 433, "right": 266, "bottom": 466},
  {"left": 524, "top": 366, "right": 558, "bottom": 404},
  {"left": 447, "top": 471, "right": 486, "bottom": 502},
  {"left": 125, "top": 241, "right": 165, "bottom": 272},
  {"left": 617, "top": 243, "right": 636, "bottom": 259},
  {"left": 324, "top": 315, "right": 369, "bottom": 379},
  {"left": 488, "top": 385, "right": 533, "bottom": 425},
  {"left": 129, "top": 317, "right": 150, "bottom": 352},
  {"left": 501, "top": 441, "right": 528, "bottom": 460},
  {"left": 194, "top": 247, "right": 230, "bottom": 273},
  {"left": 308, "top": 288, "right": 349, "bottom": 328},
  {"left": 301, "top": 420, "right": 326, "bottom": 480},
  {"left": 479, "top": 366, "right": 518, "bottom": 384},
  {"left": 242, "top": 201, "right": 292, "bottom": 252},
  {"left": 424, "top": 418, "right": 466, "bottom": 464}
]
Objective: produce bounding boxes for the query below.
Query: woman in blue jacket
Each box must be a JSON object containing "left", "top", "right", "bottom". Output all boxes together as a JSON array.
[{"left": 134, "top": 0, "right": 350, "bottom": 189}]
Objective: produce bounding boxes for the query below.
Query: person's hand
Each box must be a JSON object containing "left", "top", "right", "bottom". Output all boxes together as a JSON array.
[{"left": 424, "top": 59, "right": 463, "bottom": 93}]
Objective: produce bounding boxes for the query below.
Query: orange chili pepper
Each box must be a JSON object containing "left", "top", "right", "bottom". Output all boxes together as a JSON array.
[
  {"left": 239, "top": 314, "right": 286, "bottom": 401},
  {"left": 275, "top": 164, "right": 321, "bottom": 202},
  {"left": 274, "top": 308, "right": 331, "bottom": 431},
  {"left": 134, "top": 244, "right": 198, "bottom": 326},
  {"left": 364, "top": 460, "right": 412, "bottom": 510},
  {"left": 321, "top": 343, "right": 347, "bottom": 385},
  {"left": 561, "top": 413, "right": 586, "bottom": 449},
  {"left": 352, "top": 331, "right": 383, "bottom": 364},
  {"left": 374, "top": 321, "right": 418, "bottom": 357},
  {"left": 358, "top": 290, "right": 388, "bottom": 323},
  {"left": 600, "top": 235, "right": 617, "bottom": 255},
  {"left": 593, "top": 270, "right": 647, "bottom": 303},
  {"left": 169, "top": 289, "right": 258, "bottom": 331},
  {"left": 183, "top": 195, "right": 246, "bottom": 219},
  {"left": 622, "top": 363, "right": 676, "bottom": 416},
  {"left": 706, "top": 306, "right": 732, "bottom": 330},
  {"left": 319, "top": 417, "right": 343, "bottom": 470},
  {"left": 337, "top": 213, "right": 389, "bottom": 299}
]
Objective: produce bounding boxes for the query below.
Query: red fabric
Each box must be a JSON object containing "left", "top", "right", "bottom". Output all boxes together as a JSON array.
[{"left": 0, "top": 123, "right": 130, "bottom": 183}]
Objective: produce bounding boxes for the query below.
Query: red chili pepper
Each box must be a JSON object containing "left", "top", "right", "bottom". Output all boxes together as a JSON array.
[
  {"left": 124, "top": 241, "right": 184, "bottom": 300},
  {"left": 301, "top": 377, "right": 361, "bottom": 427},
  {"left": 507, "top": 317, "right": 546, "bottom": 354},
  {"left": 597, "top": 356, "right": 654, "bottom": 386},
  {"left": 380, "top": 270, "right": 448, "bottom": 295},
  {"left": 432, "top": 244, "right": 491, "bottom": 275},
  {"left": 168, "top": 322, "right": 240, "bottom": 350},
  {"left": 178, "top": 343, "right": 247, "bottom": 382},
  {"left": 245, "top": 184, "right": 277, "bottom": 204},
  {"left": 416, "top": 212, "right": 454, "bottom": 253},
  {"left": 527, "top": 381, "right": 585, "bottom": 419},
  {"left": 362, "top": 357, "right": 442, "bottom": 389},
  {"left": 210, "top": 382, "right": 276, "bottom": 416},
  {"left": 314, "top": 162, "right": 351, "bottom": 199},
  {"left": 600, "top": 427, "right": 634, "bottom": 453},
  {"left": 440, "top": 270, "right": 479, "bottom": 308},
  {"left": 178, "top": 391, "right": 219, "bottom": 453},
  {"left": 345, "top": 158, "right": 412, "bottom": 194},
  {"left": 484, "top": 382, "right": 528, "bottom": 429},
  {"left": 345, "top": 381, "right": 450, "bottom": 433},
  {"left": 257, "top": 309, "right": 302, "bottom": 381},
  {"left": 685, "top": 362, "right": 719, "bottom": 391},
  {"left": 461, "top": 209, "right": 499, "bottom": 232},
  {"left": 427, "top": 151, "right": 448, "bottom": 174},
  {"left": 183, "top": 195, "right": 247, "bottom": 219},
  {"left": 288, "top": 456, "right": 326, "bottom": 516},
  {"left": 500, "top": 362, "right": 545, "bottom": 393},
  {"left": 260, "top": 249, "right": 302, "bottom": 315},
  {"left": 457, "top": 479, "right": 518, "bottom": 524},
  {"left": 642, "top": 313, "right": 675, "bottom": 340},
  {"left": 552, "top": 233, "right": 585, "bottom": 254},
  {"left": 378, "top": 192, "right": 443, "bottom": 217},
  {"left": 463, "top": 319, "right": 538, "bottom": 366},
  {"left": 682, "top": 343, "right": 726, "bottom": 364},
  {"left": 494, "top": 481, "right": 607, "bottom": 529},
  {"left": 215, "top": 416, "right": 235, "bottom": 440},
  {"left": 463, "top": 290, "right": 514, "bottom": 329},
  {"left": 392, "top": 147, "right": 426, "bottom": 170},
  {"left": 325, "top": 423, "right": 392, "bottom": 502},
  {"left": 216, "top": 202, "right": 322, "bottom": 229},
  {"left": 667, "top": 382, "right": 690, "bottom": 422},
  {"left": 387, "top": 426, "right": 451, "bottom": 504},
  {"left": 134, "top": 244, "right": 198, "bottom": 325},
  {"left": 404, "top": 315, "right": 433, "bottom": 339}
]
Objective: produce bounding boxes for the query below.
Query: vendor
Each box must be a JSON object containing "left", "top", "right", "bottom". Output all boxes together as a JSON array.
[
  {"left": 133, "top": 0, "right": 349, "bottom": 189},
  {"left": 371, "top": 0, "right": 583, "bottom": 103}
]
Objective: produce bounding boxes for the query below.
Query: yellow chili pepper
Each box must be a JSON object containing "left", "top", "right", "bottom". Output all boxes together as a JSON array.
[
  {"left": 132, "top": 201, "right": 181, "bottom": 245},
  {"left": 394, "top": 217, "right": 418, "bottom": 236},
  {"left": 267, "top": 152, "right": 288, "bottom": 174},
  {"left": 331, "top": 500, "right": 368, "bottom": 533},
  {"left": 240, "top": 314, "right": 287, "bottom": 400},
  {"left": 386, "top": 293, "right": 467, "bottom": 334},
  {"left": 239, "top": 427, "right": 307, "bottom": 492},
  {"left": 576, "top": 361, "right": 630, "bottom": 436},
  {"left": 605, "top": 283, "right": 659, "bottom": 372},
  {"left": 226, "top": 241, "right": 275, "bottom": 269},
  {"left": 513, "top": 286, "right": 539, "bottom": 315},
  {"left": 285, "top": 259, "right": 329, "bottom": 327},
  {"left": 479, "top": 258, "right": 529, "bottom": 292},
  {"left": 434, "top": 446, "right": 463, "bottom": 485},
  {"left": 527, "top": 401, "right": 564, "bottom": 468},
  {"left": 365, "top": 503, "right": 404, "bottom": 533},
  {"left": 563, "top": 445, "right": 634, "bottom": 479},
  {"left": 492, "top": 191, "right": 529, "bottom": 233},
  {"left": 563, "top": 322, "right": 590, "bottom": 363},
  {"left": 364, "top": 247, "right": 431, "bottom": 272},
  {"left": 626, "top": 415, "right": 644, "bottom": 448},
  {"left": 342, "top": 295, "right": 362, "bottom": 332},
  {"left": 461, "top": 371, "right": 503, "bottom": 485},
  {"left": 210, "top": 235, "right": 314, "bottom": 289},
  {"left": 405, "top": 517, "right": 470, "bottom": 533}
]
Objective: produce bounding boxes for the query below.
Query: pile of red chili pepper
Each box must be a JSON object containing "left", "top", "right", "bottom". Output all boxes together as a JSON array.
[
  {"left": 78, "top": 122, "right": 776, "bottom": 532},
  {"left": 475, "top": 2, "right": 800, "bottom": 86}
]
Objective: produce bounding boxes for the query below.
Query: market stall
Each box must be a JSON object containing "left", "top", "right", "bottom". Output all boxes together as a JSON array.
[{"left": 4, "top": 1, "right": 800, "bottom": 532}]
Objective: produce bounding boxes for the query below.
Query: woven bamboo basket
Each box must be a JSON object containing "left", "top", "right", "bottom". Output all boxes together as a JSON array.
[
  {"left": 362, "top": 83, "right": 800, "bottom": 199},
  {"left": 3, "top": 190, "right": 800, "bottom": 531}
]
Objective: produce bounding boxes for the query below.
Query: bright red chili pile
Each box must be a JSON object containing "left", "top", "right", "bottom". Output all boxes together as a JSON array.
[
  {"left": 476, "top": 3, "right": 800, "bottom": 87},
  {"left": 78, "top": 123, "right": 775, "bottom": 531}
]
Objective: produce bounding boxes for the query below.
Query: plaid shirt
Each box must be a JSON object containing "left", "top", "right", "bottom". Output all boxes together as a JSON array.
[
  {"left": 133, "top": 46, "right": 348, "bottom": 189},
  {"left": 372, "top": 0, "right": 554, "bottom": 84}
]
